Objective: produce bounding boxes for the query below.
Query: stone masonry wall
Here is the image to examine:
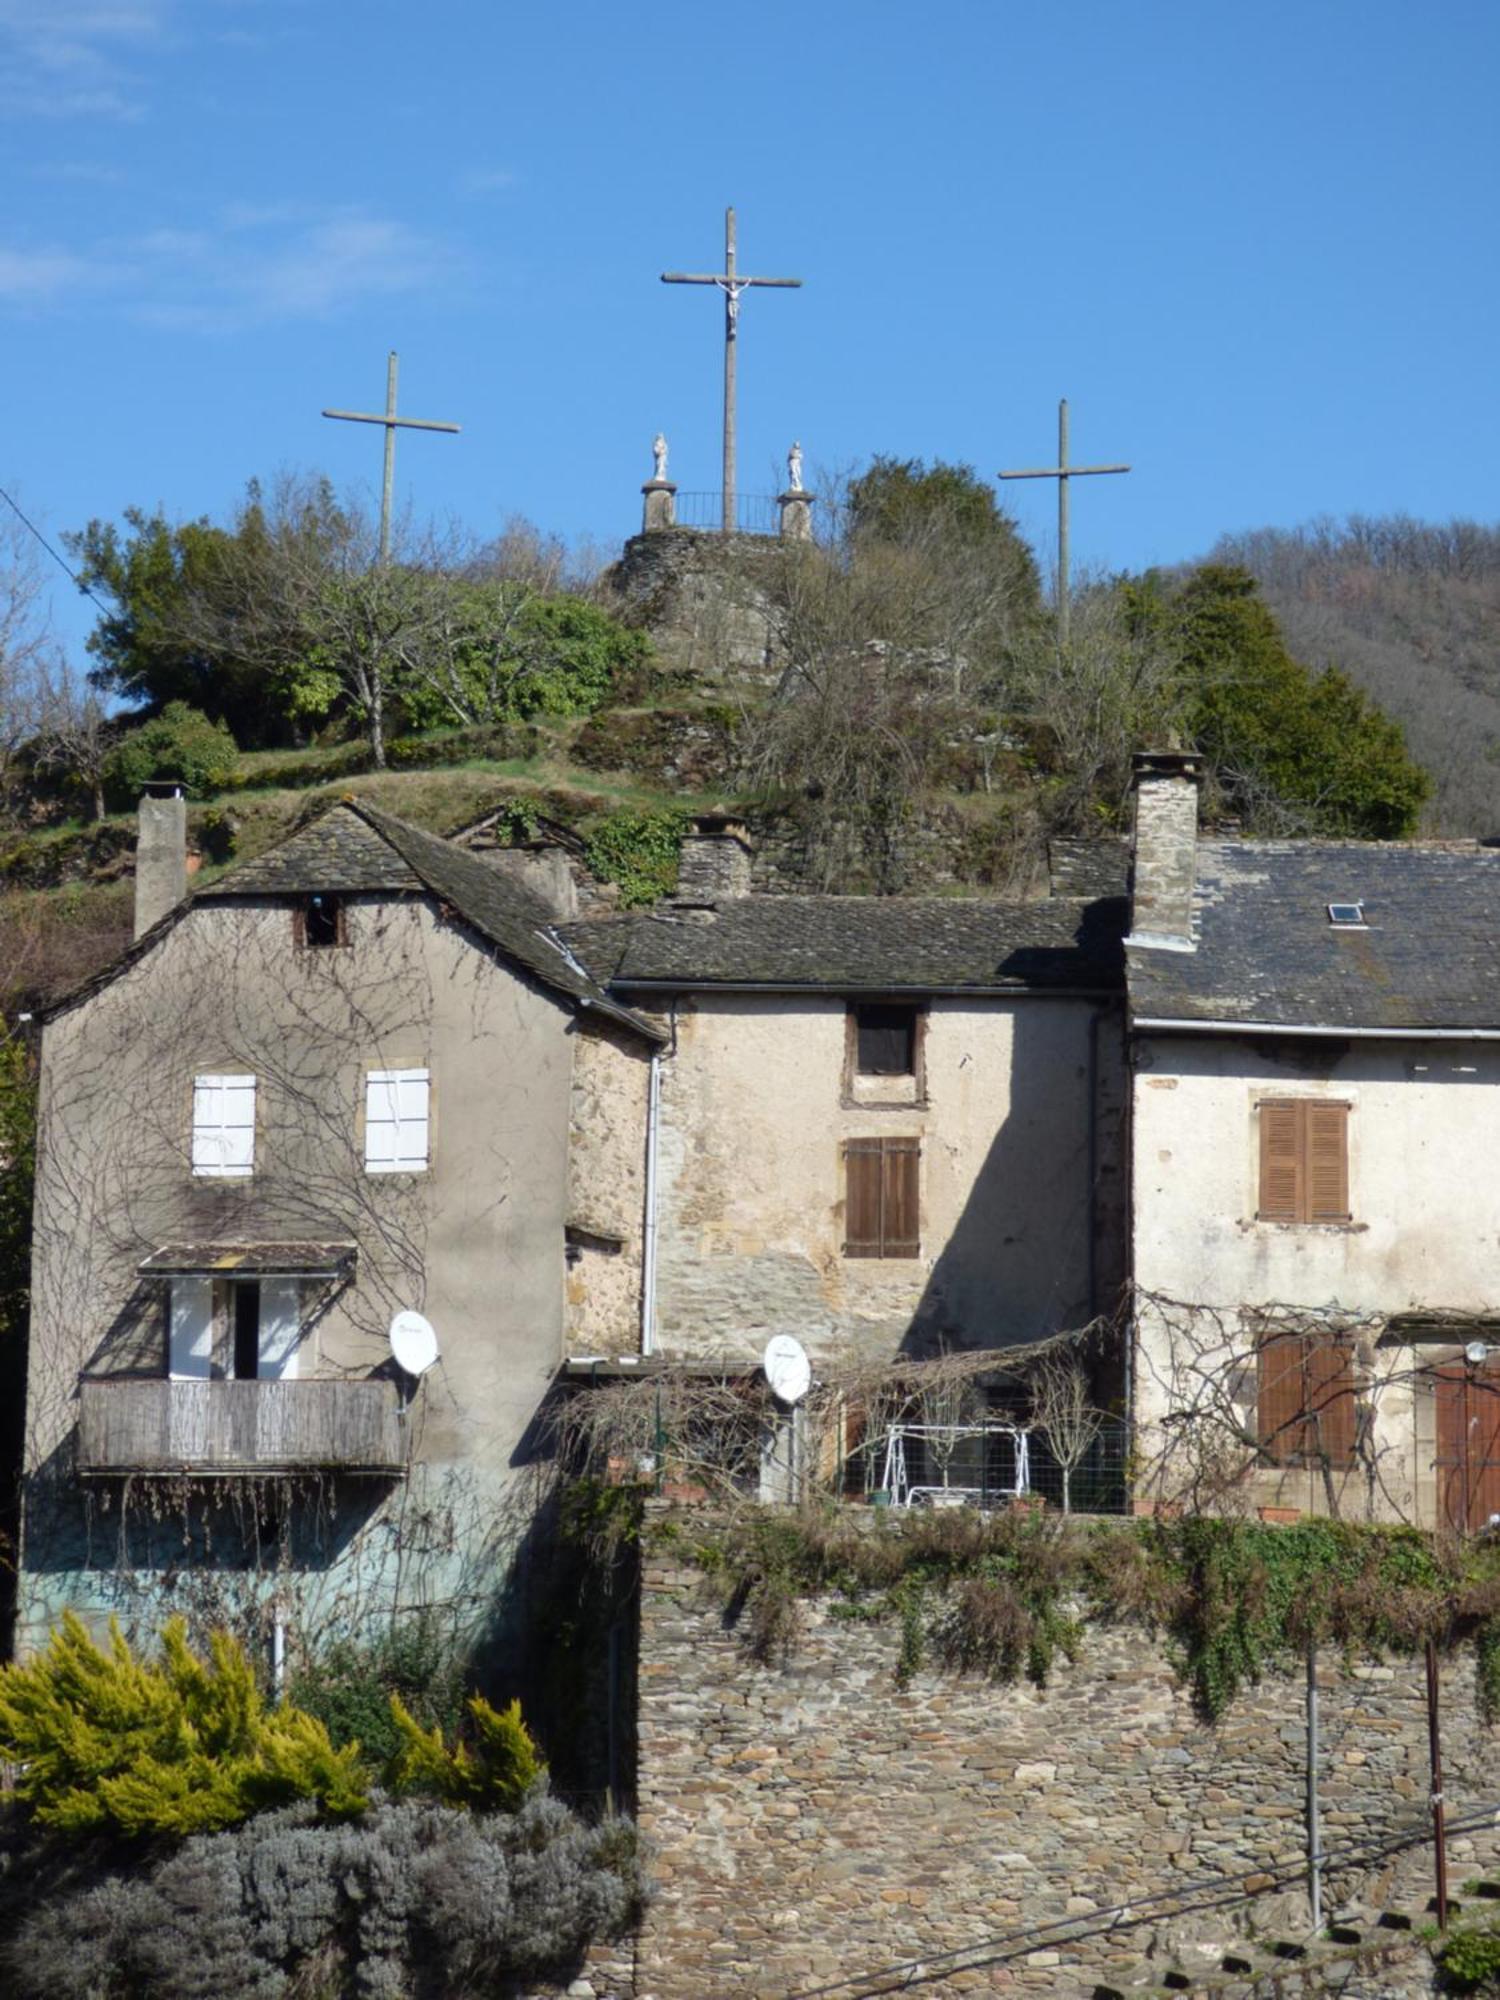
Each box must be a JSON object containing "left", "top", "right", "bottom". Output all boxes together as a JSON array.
[{"left": 633, "top": 1521, "right": 1500, "bottom": 1998}]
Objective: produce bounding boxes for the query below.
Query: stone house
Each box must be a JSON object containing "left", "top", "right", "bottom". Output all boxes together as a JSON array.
[
  {"left": 16, "top": 796, "right": 659, "bottom": 1661},
  {"left": 1125, "top": 751, "right": 1500, "bottom": 1529}
]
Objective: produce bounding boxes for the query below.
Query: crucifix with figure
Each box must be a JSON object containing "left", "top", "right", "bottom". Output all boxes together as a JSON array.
[
  {"left": 322, "top": 352, "right": 461, "bottom": 563},
  {"left": 999, "top": 400, "right": 1129, "bottom": 646},
  {"left": 662, "top": 208, "right": 802, "bottom": 533}
]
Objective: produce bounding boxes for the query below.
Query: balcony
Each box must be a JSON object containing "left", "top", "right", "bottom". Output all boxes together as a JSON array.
[{"left": 77, "top": 1377, "right": 405, "bottom": 1476}]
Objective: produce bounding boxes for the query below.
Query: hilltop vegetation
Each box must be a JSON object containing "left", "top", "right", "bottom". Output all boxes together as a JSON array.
[{"left": 0, "top": 465, "right": 1478, "bottom": 1020}]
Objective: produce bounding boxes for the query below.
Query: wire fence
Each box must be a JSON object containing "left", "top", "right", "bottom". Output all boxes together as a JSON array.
[
  {"left": 856, "top": 1416, "right": 1130, "bottom": 1516},
  {"left": 670, "top": 490, "right": 781, "bottom": 535}
]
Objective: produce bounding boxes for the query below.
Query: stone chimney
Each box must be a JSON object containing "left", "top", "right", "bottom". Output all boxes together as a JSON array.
[
  {"left": 672, "top": 814, "right": 753, "bottom": 908},
  {"left": 134, "top": 784, "right": 188, "bottom": 939},
  {"left": 1127, "top": 751, "right": 1202, "bottom": 952}
]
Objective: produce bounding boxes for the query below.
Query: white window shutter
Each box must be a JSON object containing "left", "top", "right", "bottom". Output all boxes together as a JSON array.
[
  {"left": 169, "top": 1275, "right": 214, "bottom": 1380},
  {"left": 365, "top": 1068, "right": 429, "bottom": 1173},
  {"left": 193, "top": 1073, "right": 256, "bottom": 1177},
  {"left": 257, "top": 1278, "right": 301, "bottom": 1380}
]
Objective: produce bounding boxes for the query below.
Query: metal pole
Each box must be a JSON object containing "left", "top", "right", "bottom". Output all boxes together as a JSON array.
[
  {"left": 1057, "top": 398, "right": 1070, "bottom": 650},
  {"left": 722, "top": 208, "right": 737, "bottom": 534},
  {"left": 379, "top": 351, "right": 398, "bottom": 565},
  {"left": 1427, "top": 1637, "right": 1450, "bottom": 1930},
  {"left": 1306, "top": 1642, "right": 1323, "bottom": 1930}
]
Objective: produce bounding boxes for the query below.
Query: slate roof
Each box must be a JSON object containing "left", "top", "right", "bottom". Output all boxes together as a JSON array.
[
  {"left": 560, "top": 894, "right": 1126, "bottom": 993},
  {"left": 1127, "top": 839, "right": 1500, "bottom": 1031},
  {"left": 53, "top": 802, "right": 662, "bottom": 1041}
]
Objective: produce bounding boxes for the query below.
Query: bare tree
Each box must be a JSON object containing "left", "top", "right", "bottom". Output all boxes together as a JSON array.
[
  {"left": 1030, "top": 1352, "right": 1103, "bottom": 1514},
  {"left": 0, "top": 511, "right": 59, "bottom": 824},
  {"left": 31, "top": 658, "right": 112, "bottom": 820}
]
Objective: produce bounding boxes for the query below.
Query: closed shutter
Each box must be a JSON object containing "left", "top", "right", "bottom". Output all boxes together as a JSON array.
[
  {"left": 1258, "top": 1333, "right": 1309, "bottom": 1462},
  {"left": 844, "top": 1140, "right": 884, "bottom": 1257},
  {"left": 882, "top": 1139, "right": 920, "bottom": 1256},
  {"left": 169, "top": 1275, "right": 214, "bottom": 1380},
  {"left": 1258, "top": 1103, "right": 1303, "bottom": 1221},
  {"left": 192, "top": 1074, "right": 256, "bottom": 1178},
  {"left": 365, "top": 1068, "right": 430, "bottom": 1173},
  {"left": 1304, "top": 1336, "right": 1357, "bottom": 1461},
  {"left": 1259, "top": 1331, "right": 1357, "bottom": 1464},
  {"left": 844, "top": 1138, "right": 919, "bottom": 1257},
  {"left": 1306, "top": 1104, "right": 1350, "bottom": 1223},
  {"left": 257, "top": 1278, "right": 302, "bottom": 1380},
  {"left": 1258, "top": 1100, "right": 1350, "bottom": 1224}
]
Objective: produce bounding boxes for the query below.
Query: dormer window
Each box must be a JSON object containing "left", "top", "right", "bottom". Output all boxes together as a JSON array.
[
  {"left": 298, "top": 893, "right": 347, "bottom": 949},
  {"left": 1327, "top": 902, "right": 1365, "bottom": 928}
]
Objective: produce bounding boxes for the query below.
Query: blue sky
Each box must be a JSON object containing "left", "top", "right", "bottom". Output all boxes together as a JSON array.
[{"left": 3, "top": 0, "right": 1497, "bottom": 665}]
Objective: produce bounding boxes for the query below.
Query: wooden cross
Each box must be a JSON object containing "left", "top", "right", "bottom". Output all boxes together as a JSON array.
[
  {"left": 999, "top": 399, "right": 1129, "bottom": 646},
  {"left": 322, "top": 351, "right": 461, "bottom": 563},
  {"left": 662, "top": 208, "right": 801, "bottom": 534}
]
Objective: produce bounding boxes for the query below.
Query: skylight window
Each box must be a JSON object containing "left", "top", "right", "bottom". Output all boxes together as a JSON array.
[{"left": 1327, "top": 902, "right": 1365, "bottom": 927}]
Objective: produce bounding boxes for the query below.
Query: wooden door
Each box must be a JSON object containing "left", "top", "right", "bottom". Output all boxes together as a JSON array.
[{"left": 1435, "top": 1363, "right": 1500, "bottom": 1532}]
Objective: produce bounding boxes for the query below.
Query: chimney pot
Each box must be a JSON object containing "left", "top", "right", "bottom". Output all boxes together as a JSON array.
[
  {"left": 134, "top": 789, "right": 188, "bottom": 939},
  {"left": 672, "top": 814, "right": 753, "bottom": 907},
  {"left": 1127, "top": 751, "right": 1201, "bottom": 952}
]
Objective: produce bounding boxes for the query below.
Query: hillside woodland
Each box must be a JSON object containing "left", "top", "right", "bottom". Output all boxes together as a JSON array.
[{"left": 1211, "top": 516, "right": 1500, "bottom": 836}]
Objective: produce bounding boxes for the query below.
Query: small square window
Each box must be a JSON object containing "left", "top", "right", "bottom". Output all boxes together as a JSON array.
[
  {"left": 298, "top": 894, "right": 347, "bottom": 949},
  {"left": 1327, "top": 902, "right": 1365, "bottom": 927},
  {"left": 854, "top": 1003, "right": 917, "bottom": 1077}
]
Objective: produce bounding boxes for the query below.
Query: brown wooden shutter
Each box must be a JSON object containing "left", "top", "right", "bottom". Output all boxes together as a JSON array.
[
  {"left": 1259, "top": 1103, "right": 1303, "bottom": 1221},
  {"left": 1306, "top": 1103, "right": 1350, "bottom": 1223},
  {"left": 1304, "top": 1336, "right": 1357, "bottom": 1463},
  {"left": 1258, "top": 1333, "right": 1310, "bottom": 1463},
  {"left": 881, "top": 1139, "right": 920, "bottom": 1256},
  {"left": 844, "top": 1141, "right": 884, "bottom": 1258}
]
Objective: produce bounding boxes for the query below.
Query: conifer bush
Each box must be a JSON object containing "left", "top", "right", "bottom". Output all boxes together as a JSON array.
[{"left": 0, "top": 1613, "right": 366, "bottom": 1835}]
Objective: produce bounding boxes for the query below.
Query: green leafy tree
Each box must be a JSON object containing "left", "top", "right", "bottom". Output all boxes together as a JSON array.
[
  {"left": 64, "top": 508, "right": 275, "bottom": 743},
  {"left": 102, "top": 701, "right": 239, "bottom": 805},
  {"left": 1163, "top": 565, "right": 1431, "bottom": 837}
]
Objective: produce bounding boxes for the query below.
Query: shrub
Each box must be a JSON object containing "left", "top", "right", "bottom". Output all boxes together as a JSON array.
[
  {"left": 103, "top": 702, "right": 239, "bottom": 806},
  {"left": 288, "top": 1616, "right": 469, "bottom": 1767},
  {"left": 1440, "top": 1920, "right": 1500, "bottom": 1992},
  {"left": 0, "top": 1614, "right": 366, "bottom": 1836},
  {"left": 4, "top": 1794, "right": 647, "bottom": 1999},
  {"left": 387, "top": 1692, "right": 544, "bottom": 1810}
]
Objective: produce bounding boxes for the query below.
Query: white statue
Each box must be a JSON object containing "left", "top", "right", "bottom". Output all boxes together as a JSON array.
[
  {"left": 652, "top": 432, "right": 668, "bottom": 482},
  {"left": 787, "top": 440, "right": 804, "bottom": 493}
]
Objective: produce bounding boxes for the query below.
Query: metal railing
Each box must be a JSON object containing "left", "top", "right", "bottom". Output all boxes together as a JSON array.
[{"left": 670, "top": 490, "right": 781, "bottom": 535}]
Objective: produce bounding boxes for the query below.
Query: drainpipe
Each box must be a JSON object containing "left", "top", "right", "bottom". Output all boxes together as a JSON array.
[{"left": 640, "top": 1050, "right": 662, "bottom": 1357}]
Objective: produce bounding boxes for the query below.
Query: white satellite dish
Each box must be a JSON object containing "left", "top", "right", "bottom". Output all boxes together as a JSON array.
[
  {"left": 1467, "top": 1340, "right": 1491, "bottom": 1367},
  {"left": 389, "top": 1310, "right": 440, "bottom": 1376},
  {"left": 763, "top": 1334, "right": 811, "bottom": 1406}
]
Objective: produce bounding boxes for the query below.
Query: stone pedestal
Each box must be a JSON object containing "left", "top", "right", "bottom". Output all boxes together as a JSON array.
[
  {"left": 778, "top": 489, "right": 815, "bottom": 542},
  {"left": 642, "top": 480, "right": 677, "bottom": 532}
]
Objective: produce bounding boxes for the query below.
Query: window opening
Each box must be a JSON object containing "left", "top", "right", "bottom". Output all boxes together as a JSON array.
[
  {"left": 1327, "top": 902, "right": 1365, "bottom": 927},
  {"left": 301, "top": 893, "right": 346, "bottom": 948},
  {"left": 232, "top": 1281, "right": 262, "bottom": 1381},
  {"left": 192, "top": 1074, "right": 256, "bottom": 1178},
  {"left": 854, "top": 1003, "right": 917, "bottom": 1077},
  {"left": 365, "top": 1068, "right": 430, "bottom": 1174}
]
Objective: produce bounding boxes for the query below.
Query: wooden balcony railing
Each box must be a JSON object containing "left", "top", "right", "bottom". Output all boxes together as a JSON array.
[{"left": 77, "top": 1377, "right": 405, "bottom": 1476}]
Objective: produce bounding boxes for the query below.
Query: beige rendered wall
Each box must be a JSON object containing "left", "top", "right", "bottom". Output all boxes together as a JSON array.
[
  {"left": 21, "top": 893, "right": 583, "bottom": 1653},
  {"left": 1132, "top": 1032, "right": 1500, "bottom": 1522},
  {"left": 566, "top": 1016, "right": 650, "bottom": 1353},
  {"left": 652, "top": 992, "right": 1104, "bottom": 1365}
]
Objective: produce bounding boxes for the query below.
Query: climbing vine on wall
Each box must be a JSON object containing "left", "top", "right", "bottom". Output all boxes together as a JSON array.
[{"left": 635, "top": 1498, "right": 1500, "bottom": 1720}]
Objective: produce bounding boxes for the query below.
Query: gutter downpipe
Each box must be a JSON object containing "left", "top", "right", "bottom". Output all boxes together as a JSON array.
[{"left": 641, "top": 1049, "right": 662, "bottom": 1357}]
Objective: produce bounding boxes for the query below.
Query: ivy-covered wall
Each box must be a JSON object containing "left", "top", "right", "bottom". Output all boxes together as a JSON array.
[{"left": 632, "top": 1512, "right": 1500, "bottom": 1999}]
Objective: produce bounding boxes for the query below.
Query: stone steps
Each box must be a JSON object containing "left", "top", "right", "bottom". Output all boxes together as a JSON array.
[{"left": 1089, "top": 1880, "right": 1500, "bottom": 1997}]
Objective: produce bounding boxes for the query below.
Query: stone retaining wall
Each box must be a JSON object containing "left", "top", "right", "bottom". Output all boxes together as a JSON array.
[{"left": 632, "top": 1522, "right": 1500, "bottom": 1998}]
